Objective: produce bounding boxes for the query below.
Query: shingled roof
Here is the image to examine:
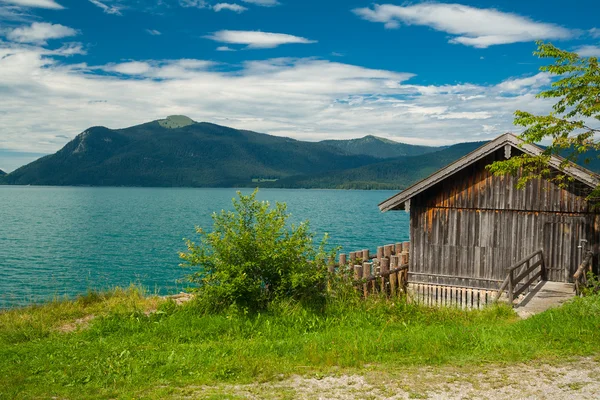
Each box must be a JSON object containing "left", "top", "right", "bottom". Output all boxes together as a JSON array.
[{"left": 379, "top": 133, "right": 600, "bottom": 212}]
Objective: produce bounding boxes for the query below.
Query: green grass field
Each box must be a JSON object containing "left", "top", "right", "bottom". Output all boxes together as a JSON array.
[{"left": 1, "top": 287, "right": 600, "bottom": 399}]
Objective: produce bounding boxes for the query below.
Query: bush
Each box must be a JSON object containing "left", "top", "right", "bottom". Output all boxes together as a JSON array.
[{"left": 180, "top": 189, "right": 331, "bottom": 313}]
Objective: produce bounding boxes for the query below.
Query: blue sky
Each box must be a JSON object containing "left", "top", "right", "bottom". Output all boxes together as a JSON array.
[{"left": 0, "top": 0, "right": 599, "bottom": 171}]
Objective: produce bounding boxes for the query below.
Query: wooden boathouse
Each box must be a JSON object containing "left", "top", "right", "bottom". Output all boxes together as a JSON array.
[{"left": 378, "top": 133, "right": 600, "bottom": 295}]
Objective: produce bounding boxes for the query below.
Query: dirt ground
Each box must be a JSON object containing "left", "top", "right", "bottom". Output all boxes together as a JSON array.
[{"left": 171, "top": 357, "right": 600, "bottom": 399}]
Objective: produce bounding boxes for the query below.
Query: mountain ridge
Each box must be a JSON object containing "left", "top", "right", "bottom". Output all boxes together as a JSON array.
[
  {"left": 320, "top": 135, "right": 439, "bottom": 159},
  {"left": 261, "top": 141, "right": 487, "bottom": 190},
  {"left": 2, "top": 117, "right": 386, "bottom": 187},
  {"left": 0, "top": 116, "right": 501, "bottom": 190}
]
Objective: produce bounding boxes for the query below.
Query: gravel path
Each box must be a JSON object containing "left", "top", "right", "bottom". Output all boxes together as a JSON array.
[{"left": 178, "top": 357, "right": 600, "bottom": 399}]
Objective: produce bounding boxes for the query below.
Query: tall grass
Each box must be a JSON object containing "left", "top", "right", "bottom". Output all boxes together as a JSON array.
[{"left": 1, "top": 288, "right": 599, "bottom": 399}]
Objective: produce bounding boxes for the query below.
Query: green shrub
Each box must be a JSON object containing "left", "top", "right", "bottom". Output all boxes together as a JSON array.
[
  {"left": 180, "top": 189, "right": 331, "bottom": 313},
  {"left": 581, "top": 271, "right": 600, "bottom": 296}
]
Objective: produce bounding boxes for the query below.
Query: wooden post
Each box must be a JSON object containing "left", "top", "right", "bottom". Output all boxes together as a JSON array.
[
  {"left": 400, "top": 250, "right": 409, "bottom": 266},
  {"left": 362, "top": 262, "right": 371, "bottom": 297},
  {"left": 362, "top": 249, "right": 370, "bottom": 261},
  {"left": 377, "top": 246, "right": 384, "bottom": 261},
  {"left": 354, "top": 264, "right": 362, "bottom": 280},
  {"left": 399, "top": 250, "right": 409, "bottom": 292},
  {"left": 389, "top": 255, "right": 398, "bottom": 296},
  {"left": 384, "top": 245, "right": 393, "bottom": 259},
  {"left": 402, "top": 241, "right": 410, "bottom": 266},
  {"left": 350, "top": 252, "right": 357, "bottom": 264},
  {"left": 372, "top": 263, "right": 379, "bottom": 295},
  {"left": 381, "top": 257, "right": 390, "bottom": 294},
  {"left": 395, "top": 242, "right": 403, "bottom": 255},
  {"left": 541, "top": 253, "right": 547, "bottom": 281},
  {"left": 508, "top": 270, "right": 514, "bottom": 304},
  {"left": 354, "top": 265, "right": 362, "bottom": 294},
  {"left": 339, "top": 253, "right": 347, "bottom": 268}
]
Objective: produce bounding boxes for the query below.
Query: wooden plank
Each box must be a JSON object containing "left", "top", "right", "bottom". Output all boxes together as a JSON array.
[
  {"left": 513, "top": 270, "right": 543, "bottom": 298},
  {"left": 507, "top": 249, "right": 543, "bottom": 272},
  {"left": 514, "top": 259, "right": 543, "bottom": 283}
]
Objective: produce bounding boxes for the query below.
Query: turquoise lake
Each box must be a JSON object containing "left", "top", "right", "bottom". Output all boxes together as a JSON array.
[{"left": 0, "top": 186, "right": 409, "bottom": 308}]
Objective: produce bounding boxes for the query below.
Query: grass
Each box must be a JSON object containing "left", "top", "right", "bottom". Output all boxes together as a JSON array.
[{"left": 1, "top": 287, "right": 600, "bottom": 399}]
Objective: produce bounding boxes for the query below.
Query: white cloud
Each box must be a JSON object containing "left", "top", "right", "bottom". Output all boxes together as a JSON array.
[
  {"left": 0, "top": 39, "right": 563, "bottom": 161},
  {"left": 213, "top": 3, "right": 247, "bottom": 12},
  {"left": 216, "top": 46, "right": 235, "bottom": 51},
  {"left": 49, "top": 42, "right": 87, "bottom": 56},
  {"left": 437, "top": 111, "right": 492, "bottom": 120},
  {"left": 178, "top": 0, "right": 249, "bottom": 13},
  {"left": 146, "top": 29, "right": 161, "bottom": 35},
  {"left": 0, "top": 0, "right": 63, "bottom": 9},
  {"left": 101, "top": 59, "right": 214, "bottom": 78},
  {"left": 5, "top": 22, "right": 78, "bottom": 44},
  {"left": 353, "top": 3, "right": 574, "bottom": 48},
  {"left": 590, "top": 28, "right": 600, "bottom": 38},
  {"left": 104, "top": 61, "right": 152, "bottom": 75},
  {"left": 241, "top": 0, "right": 279, "bottom": 6},
  {"left": 0, "top": 4, "right": 31, "bottom": 21},
  {"left": 179, "top": 0, "right": 207, "bottom": 8},
  {"left": 205, "top": 30, "right": 316, "bottom": 49},
  {"left": 88, "top": 0, "right": 122, "bottom": 15},
  {"left": 496, "top": 72, "right": 551, "bottom": 92},
  {"left": 575, "top": 45, "right": 600, "bottom": 57}
]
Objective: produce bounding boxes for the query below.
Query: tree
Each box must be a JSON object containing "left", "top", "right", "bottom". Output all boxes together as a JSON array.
[
  {"left": 180, "top": 189, "right": 331, "bottom": 313},
  {"left": 488, "top": 41, "right": 600, "bottom": 195}
]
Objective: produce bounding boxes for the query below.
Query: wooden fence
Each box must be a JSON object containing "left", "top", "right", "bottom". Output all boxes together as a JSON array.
[
  {"left": 330, "top": 241, "right": 498, "bottom": 309},
  {"left": 330, "top": 242, "right": 410, "bottom": 298},
  {"left": 410, "top": 283, "right": 498, "bottom": 309}
]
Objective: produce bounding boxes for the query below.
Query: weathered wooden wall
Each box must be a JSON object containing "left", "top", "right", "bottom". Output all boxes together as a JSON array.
[{"left": 409, "top": 148, "right": 600, "bottom": 288}]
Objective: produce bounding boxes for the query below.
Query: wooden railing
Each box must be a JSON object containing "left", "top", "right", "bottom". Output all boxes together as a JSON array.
[
  {"left": 494, "top": 249, "right": 545, "bottom": 305},
  {"left": 574, "top": 251, "right": 593, "bottom": 296}
]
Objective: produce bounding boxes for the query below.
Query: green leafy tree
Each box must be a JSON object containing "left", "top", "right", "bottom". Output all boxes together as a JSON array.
[
  {"left": 180, "top": 189, "right": 331, "bottom": 312},
  {"left": 488, "top": 41, "right": 600, "bottom": 195}
]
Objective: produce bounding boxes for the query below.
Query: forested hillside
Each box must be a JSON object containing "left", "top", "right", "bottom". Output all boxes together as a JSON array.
[
  {"left": 2, "top": 116, "right": 383, "bottom": 187},
  {"left": 320, "top": 135, "right": 439, "bottom": 159},
  {"left": 264, "top": 141, "right": 486, "bottom": 189},
  {"left": 7, "top": 116, "right": 572, "bottom": 190}
]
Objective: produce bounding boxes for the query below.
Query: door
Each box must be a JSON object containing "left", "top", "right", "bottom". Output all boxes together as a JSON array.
[{"left": 543, "top": 218, "right": 586, "bottom": 282}]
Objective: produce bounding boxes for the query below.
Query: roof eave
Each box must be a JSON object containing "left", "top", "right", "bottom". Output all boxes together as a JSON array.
[{"left": 378, "top": 133, "right": 600, "bottom": 212}]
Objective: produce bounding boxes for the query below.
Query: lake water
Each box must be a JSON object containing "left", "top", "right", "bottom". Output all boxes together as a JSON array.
[{"left": 0, "top": 186, "right": 409, "bottom": 308}]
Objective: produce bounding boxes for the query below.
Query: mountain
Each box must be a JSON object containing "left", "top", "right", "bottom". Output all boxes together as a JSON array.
[
  {"left": 0, "top": 169, "right": 5, "bottom": 176},
  {"left": 2, "top": 116, "right": 387, "bottom": 187},
  {"left": 263, "top": 142, "right": 487, "bottom": 190},
  {"left": 320, "top": 135, "right": 439, "bottom": 159}
]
